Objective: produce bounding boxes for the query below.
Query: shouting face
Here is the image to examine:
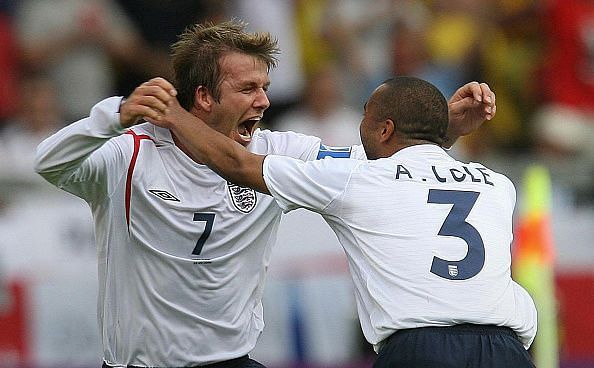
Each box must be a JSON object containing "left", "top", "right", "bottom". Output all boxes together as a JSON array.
[{"left": 207, "top": 51, "right": 271, "bottom": 146}]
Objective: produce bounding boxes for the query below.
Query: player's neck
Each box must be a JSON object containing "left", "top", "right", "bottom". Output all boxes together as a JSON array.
[
  {"left": 389, "top": 137, "right": 438, "bottom": 156},
  {"left": 171, "top": 131, "right": 205, "bottom": 165}
]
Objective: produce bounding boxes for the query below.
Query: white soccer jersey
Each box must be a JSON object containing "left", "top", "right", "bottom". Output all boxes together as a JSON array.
[
  {"left": 263, "top": 144, "right": 538, "bottom": 351},
  {"left": 34, "top": 97, "right": 364, "bottom": 366}
]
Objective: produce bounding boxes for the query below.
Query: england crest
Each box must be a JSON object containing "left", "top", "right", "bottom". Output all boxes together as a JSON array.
[
  {"left": 448, "top": 265, "right": 459, "bottom": 277},
  {"left": 227, "top": 182, "right": 257, "bottom": 213}
]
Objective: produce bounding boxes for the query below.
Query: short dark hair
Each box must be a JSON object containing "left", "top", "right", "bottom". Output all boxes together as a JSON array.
[
  {"left": 374, "top": 76, "right": 448, "bottom": 145},
  {"left": 171, "top": 19, "right": 280, "bottom": 109}
]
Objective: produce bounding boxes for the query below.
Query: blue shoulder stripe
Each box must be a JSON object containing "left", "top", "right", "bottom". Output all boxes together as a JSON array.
[{"left": 316, "top": 144, "right": 352, "bottom": 159}]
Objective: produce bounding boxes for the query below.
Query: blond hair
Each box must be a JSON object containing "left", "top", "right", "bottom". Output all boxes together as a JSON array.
[{"left": 171, "top": 19, "right": 279, "bottom": 109}]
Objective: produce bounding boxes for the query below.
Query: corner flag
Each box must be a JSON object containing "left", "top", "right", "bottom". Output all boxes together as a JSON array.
[{"left": 513, "top": 165, "right": 559, "bottom": 368}]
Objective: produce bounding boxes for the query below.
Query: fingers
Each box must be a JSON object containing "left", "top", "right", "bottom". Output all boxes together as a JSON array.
[
  {"left": 478, "top": 82, "right": 496, "bottom": 120},
  {"left": 479, "top": 82, "right": 495, "bottom": 105},
  {"left": 488, "top": 104, "right": 496, "bottom": 121},
  {"left": 466, "top": 81, "right": 493, "bottom": 103},
  {"left": 466, "top": 81, "right": 496, "bottom": 121},
  {"left": 120, "top": 78, "right": 178, "bottom": 127},
  {"left": 123, "top": 98, "right": 165, "bottom": 122},
  {"left": 144, "top": 77, "right": 178, "bottom": 98},
  {"left": 135, "top": 78, "right": 177, "bottom": 108}
]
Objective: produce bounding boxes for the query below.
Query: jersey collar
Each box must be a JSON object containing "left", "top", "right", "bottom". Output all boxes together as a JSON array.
[
  {"left": 390, "top": 144, "right": 452, "bottom": 161},
  {"left": 153, "top": 125, "right": 174, "bottom": 145}
]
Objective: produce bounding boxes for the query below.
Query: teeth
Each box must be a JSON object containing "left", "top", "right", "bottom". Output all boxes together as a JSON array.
[
  {"left": 238, "top": 124, "right": 251, "bottom": 139},
  {"left": 238, "top": 118, "right": 260, "bottom": 140}
]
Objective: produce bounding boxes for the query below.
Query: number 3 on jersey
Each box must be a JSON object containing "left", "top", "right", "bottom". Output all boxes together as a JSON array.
[{"left": 428, "top": 189, "right": 485, "bottom": 280}]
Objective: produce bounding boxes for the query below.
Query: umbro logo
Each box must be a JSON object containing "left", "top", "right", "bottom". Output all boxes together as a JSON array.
[{"left": 149, "top": 189, "right": 180, "bottom": 202}]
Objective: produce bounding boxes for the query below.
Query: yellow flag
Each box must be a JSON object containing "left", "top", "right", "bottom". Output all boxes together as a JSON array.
[{"left": 513, "top": 165, "right": 559, "bottom": 368}]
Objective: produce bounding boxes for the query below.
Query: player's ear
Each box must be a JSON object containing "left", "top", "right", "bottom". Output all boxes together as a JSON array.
[
  {"left": 379, "top": 118, "right": 395, "bottom": 143},
  {"left": 194, "top": 85, "right": 214, "bottom": 112}
]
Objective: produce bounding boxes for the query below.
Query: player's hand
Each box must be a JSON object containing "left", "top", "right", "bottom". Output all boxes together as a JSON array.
[
  {"left": 445, "top": 82, "right": 496, "bottom": 147},
  {"left": 149, "top": 94, "right": 195, "bottom": 130},
  {"left": 119, "top": 77, "right": 177, "bottom": 128}
]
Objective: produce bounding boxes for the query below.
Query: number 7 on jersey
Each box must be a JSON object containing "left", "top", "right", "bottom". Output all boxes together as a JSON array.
[{"left": 192, "top": 212, "right": 215, "bottom": 256}]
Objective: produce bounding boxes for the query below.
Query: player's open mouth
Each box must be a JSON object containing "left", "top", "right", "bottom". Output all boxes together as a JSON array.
[{"left": 237, "top": 118, "right": 260, "bottom": 143}]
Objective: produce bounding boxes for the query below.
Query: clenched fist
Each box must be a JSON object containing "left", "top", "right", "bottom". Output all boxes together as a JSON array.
[{"left": 119, "top": 77, "right": 178, "bottom": 128}]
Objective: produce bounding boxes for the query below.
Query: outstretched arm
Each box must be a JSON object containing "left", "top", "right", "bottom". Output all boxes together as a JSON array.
[
  {"left": 170, "top": 103, "right": 269, "bottom": 193},
  {"left": 444, "top": 82, "right": 496, "bottom": 148},
  {"left": 133, "top": 78, "right": 270, "bottom": 194}
]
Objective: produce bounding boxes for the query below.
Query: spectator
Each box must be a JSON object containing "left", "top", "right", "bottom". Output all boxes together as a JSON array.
[
  {"left": 532, "top": 0, "right": 594, "bottom": 159},
  {"left": 15, "top": 0, "right": 144, "bottom": 122},
  {"left": 466, "top": 0, "right": 543, "bottom": 157},
  {"left": 0, "top": 73, "right": 62, "bottom": 181},
  {"left": 113, "top": 0, "right": 227, "bottom": 96},
  {"left": 0, "top": 3, "right": 19, "bottom": 129},
  {"left": 275, "top": 64, "right": 361, "bottom": 145},
  {"left": 230, "top": 0, "right": 305, "bottom": 126},
  {"left": 318, "top": 0, "right": 400, "bottom": 106}
]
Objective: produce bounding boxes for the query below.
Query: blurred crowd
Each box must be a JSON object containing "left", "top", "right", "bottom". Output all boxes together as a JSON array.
[{"left": 0, "top": 0, "right": 592, "bottom": 198}]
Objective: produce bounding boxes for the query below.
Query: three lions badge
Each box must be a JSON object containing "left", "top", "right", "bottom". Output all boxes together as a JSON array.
[{"left": 227, "top": 182, "right": 257, "bottom": 213}]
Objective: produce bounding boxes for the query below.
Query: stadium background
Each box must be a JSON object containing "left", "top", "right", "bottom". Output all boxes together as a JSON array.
[{"left": 0, "top": 0, "right": 593, "bottom": 367}]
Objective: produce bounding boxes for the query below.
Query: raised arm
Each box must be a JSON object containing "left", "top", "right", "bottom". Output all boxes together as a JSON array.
[
  {"left": 444, "top": 81, "right": 496, "bottom": 148},
  {"left": 34, "top": 96, "right": 127, "bottom": 198},
  {"left": 35, "top": 78, "right": 187, "bottom": 200}
]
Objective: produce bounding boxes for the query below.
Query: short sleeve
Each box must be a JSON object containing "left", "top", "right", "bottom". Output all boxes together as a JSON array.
[
  {"left": 263, "top": 155, "right": 358, "bottom": 213},
  {"left": 253, "top": 130, "right": 366, "bottom": 161}
]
